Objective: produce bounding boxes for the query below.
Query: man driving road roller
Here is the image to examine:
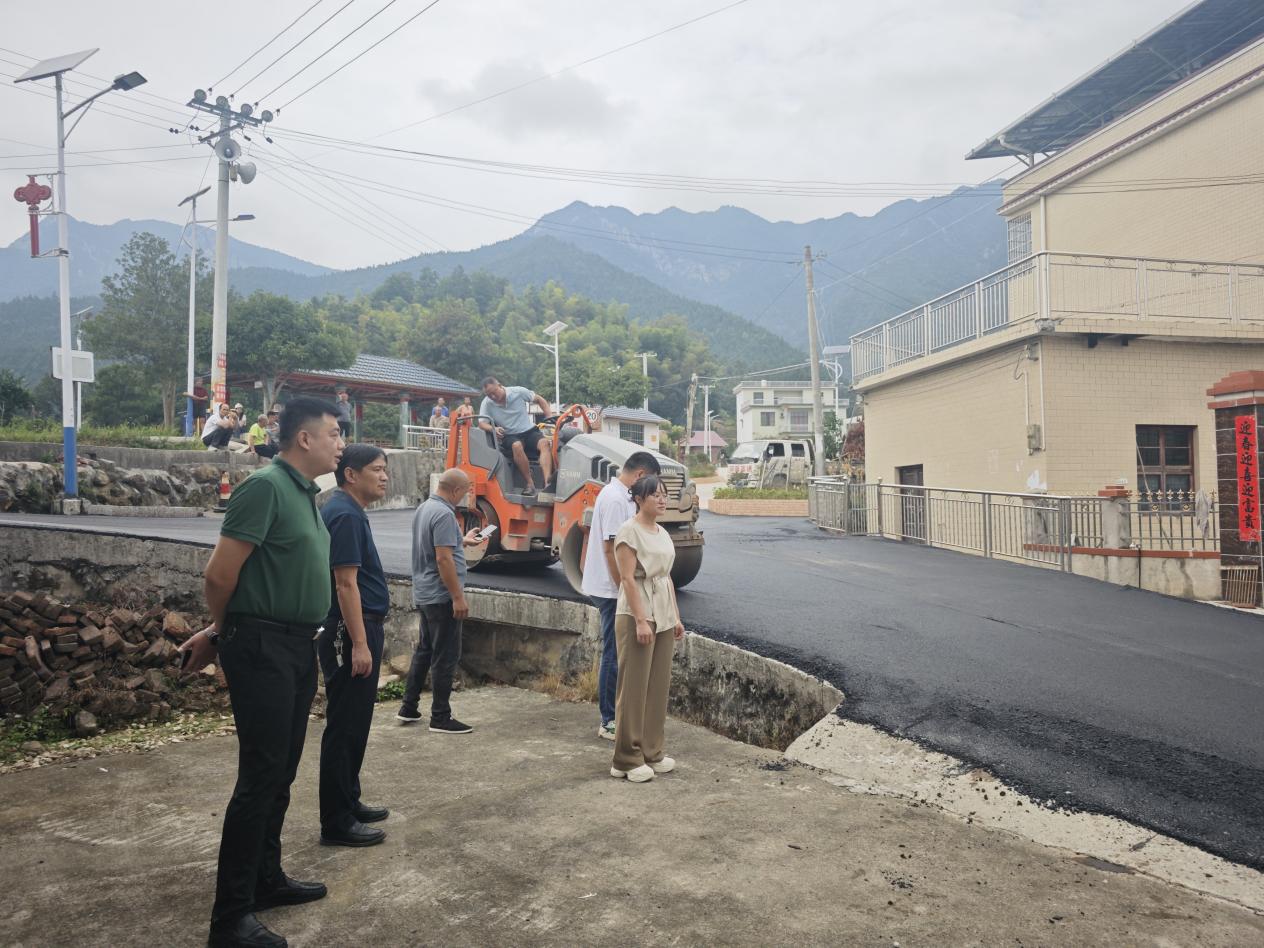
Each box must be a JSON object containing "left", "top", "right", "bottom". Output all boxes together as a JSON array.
[{"left": 478, "top": 376, "right": 554, "bottom": 496}]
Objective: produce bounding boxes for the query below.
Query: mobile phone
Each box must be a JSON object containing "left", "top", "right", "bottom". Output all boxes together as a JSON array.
[{"left": 476, "top": 524, "right": 498, "bottom": 540}]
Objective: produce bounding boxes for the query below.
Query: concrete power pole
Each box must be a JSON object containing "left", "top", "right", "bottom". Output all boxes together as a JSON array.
[
  {"left": 684, "top": 373, "right": 698, "bottom": 458},
  {"left": 804, "top": 245, "right": 825, "bottom": 477},
  {"left": 186, "top": 90, "right": 269, "bottom": 409},
  {"left": 637, "top": 351, "right": 656, "bottom": 411}
]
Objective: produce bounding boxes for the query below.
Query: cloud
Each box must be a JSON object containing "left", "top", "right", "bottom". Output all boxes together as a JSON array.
[{"left": 417, "top": 61, "right": 631, "bottom": 139}]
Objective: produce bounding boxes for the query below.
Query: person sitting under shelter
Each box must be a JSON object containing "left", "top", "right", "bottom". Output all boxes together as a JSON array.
[{"left": 477, "top": 377, "right": 553, "bottom": 496}]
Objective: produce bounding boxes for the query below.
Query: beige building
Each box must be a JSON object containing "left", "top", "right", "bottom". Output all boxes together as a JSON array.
[{"left": 853, "top": 1, "right": 1264, "bottom": 496}]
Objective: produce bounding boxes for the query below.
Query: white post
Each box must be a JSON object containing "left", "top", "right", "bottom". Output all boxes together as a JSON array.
[
  {"left": 210, "top": 110, "right": 231, "bottom": 410},
  {"left": 553, "top": 339, "right": 560, "bottom": 411},
  {"left": 703, "top": 385, "right": 711, "bottom": 460},
  {"left": 804, "top": 245, "right": 825, "bottom": 477},
  {"left": 185, "top": 196, "right": 198, "bottom": 436},
  {"left": 54, "top": 75, "right": 77, "bottom": 500},
  {"left": 75, "top": 319, "right": 83, "bottom": 427}
]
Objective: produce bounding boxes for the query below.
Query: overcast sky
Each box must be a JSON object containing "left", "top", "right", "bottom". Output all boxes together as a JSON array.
[{"left": 1, "top": 0, "right": 1188, "bottom": 270}]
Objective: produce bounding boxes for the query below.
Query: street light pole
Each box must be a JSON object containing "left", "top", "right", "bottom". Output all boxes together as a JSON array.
[
  {"left": 178, "top": 187, "right": 209, "bottom": 436},
  {"left": 527, "top": 321, "right": 568, "bottom": 411},
  {"left": 15, "top": 51, "right": 147, "bottom": 509},
  {"left": 701, "top": 384, "right": 712, "bottom": 459},
  {"left": 72, "top": 307, "right": 91, "bottom": 426},
  {"left": 637, "top": 351, "right": 656, "bottom": 411}
]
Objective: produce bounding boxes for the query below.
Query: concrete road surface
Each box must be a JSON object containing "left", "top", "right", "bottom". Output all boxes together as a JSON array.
[
  {"left": 3, "top": 509, "right": 1262, "bottom": 873},
  {"left": 3, "top": 687, "right": 1261, "bottom": 947}
]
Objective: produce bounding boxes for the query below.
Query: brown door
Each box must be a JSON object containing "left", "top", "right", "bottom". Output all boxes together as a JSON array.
[{"left": 896, "top": 465, "right": 926, "bottom": 543}]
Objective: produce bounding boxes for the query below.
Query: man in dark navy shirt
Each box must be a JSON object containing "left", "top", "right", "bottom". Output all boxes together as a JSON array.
[{"left": 317, "top": 444, "right": 393, "bottom": 848}]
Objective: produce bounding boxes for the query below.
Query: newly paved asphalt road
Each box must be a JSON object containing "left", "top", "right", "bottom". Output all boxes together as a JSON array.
[{"left": 3, "top": 510, "right": 1263, "bottom": 870}]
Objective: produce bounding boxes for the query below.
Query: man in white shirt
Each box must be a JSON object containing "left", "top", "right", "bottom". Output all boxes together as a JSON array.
[{"left": 580, "top": 450, "right": 661, "bottom": 740}]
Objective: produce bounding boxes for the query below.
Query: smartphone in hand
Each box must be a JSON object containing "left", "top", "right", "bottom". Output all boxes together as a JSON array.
[{"left": 476, "top": 524, "right": 498, "bottom": 541}]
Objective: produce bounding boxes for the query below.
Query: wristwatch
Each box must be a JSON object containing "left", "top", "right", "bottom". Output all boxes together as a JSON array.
[{"left": 207, "top": 629, "right": 221, "bottom": 648}]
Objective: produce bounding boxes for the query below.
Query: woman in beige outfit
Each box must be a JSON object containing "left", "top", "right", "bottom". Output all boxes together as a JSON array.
[{"left": 611, "top": 475, "right": 686, "bottom": 783}]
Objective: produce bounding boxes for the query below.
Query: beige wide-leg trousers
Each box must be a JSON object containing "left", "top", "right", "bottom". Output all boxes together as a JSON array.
[{"left": 612, "top": 615, "right": 675, "bottom": 771}]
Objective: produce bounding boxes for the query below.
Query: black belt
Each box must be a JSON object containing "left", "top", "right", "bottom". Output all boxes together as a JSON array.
[{"left": 228, "top": 614, "right": 322, "bottom": 637}]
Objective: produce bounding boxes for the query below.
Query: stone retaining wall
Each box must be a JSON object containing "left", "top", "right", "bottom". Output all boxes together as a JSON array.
[
  {"left": 708, "top": 498, "right": 810, "bottom": 517},
  {"left": 0, "top": 525, "right": 843, "bottom": 750}
]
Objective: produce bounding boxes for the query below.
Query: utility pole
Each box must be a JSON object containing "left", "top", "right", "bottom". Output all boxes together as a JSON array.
[
  {"left": 637, "top": 351, "right": 656, "bottom": 411},
  {"left": 804, "top": 245, "right": 826, "bottom": 477},
  {"left": 186, "top": 90, "right": 268, "bottom": 410},
  {"left": 700, "top": 384, "right": 712, "bottom": 461},
  {"left": 684, "top": 373, "right": 698, "bottom": 458},
  {"left": 178, "top": 186, "right": 209, "bottom": 436}
]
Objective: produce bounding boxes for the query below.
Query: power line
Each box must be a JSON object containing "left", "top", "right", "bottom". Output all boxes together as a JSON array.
[
  {"left": 231, "top": 0, "right": 359, "bottom": 98},
  {"left": 258, "top": 0, "right": 405, "bottom": 102},
  {"left": 371, "top": 0, "right": 754, "bottom": 139},
  {"left": 211, "top": 0, "right": 328, "bottom": 89},
  {"left": 275, "top": 0, "right": 445, "bottom": 111}
]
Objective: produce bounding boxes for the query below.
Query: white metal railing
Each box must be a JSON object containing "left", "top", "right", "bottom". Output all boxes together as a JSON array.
[
  {"left": 402, "top": 424, "right": 448, "bottom": 452},
  {"left": 850, "top": 252, "right": 1264, "bottom": 381},
  {"left": 808, "top": 478, "right": 1219, "bottom": 570}
]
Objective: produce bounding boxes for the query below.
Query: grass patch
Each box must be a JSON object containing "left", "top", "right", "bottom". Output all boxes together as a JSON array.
[
  {"left": 0, "top": 420, "right": 193, "bottom": 449},
  {"left": 713, "top": 487, "right": 808, "bottom": 501},
  {"left": 375, "top": 678, "right": 407, "bottom": 703},
  {"left": 0, "top": 706, "right": 72, "bottom": 761},
  {"left": 685, "top": 453, "right": 716, "bottom": 478}
]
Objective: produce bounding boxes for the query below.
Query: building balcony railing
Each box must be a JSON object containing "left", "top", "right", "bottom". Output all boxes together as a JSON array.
[{"left": 849, "top": 251, "right": 1264, "bottom": 382}]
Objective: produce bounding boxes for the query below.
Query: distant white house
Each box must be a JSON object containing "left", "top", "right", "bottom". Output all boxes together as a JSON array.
[
  {"left": 600, "top": 406, "right": 667, "bottom": 450},
  {"left": 733, "top": 380, "right": 839, "bottom": 444}
]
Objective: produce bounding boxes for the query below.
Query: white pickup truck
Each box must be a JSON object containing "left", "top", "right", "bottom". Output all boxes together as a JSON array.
[{"left": 726, "top": 439, "right": 814, "bottom": 489}]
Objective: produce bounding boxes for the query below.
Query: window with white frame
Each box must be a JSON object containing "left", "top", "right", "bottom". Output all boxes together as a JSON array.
[
  {"left": 1007, "top": 213, "right": 1032, "bottom": 262},
  {"left": 752, "top": 390, "right": 764, "bottom": 404},
  {"left": 618, "top": 422, "right": 645, "bottom": 445},
  {"left": 758, "top": 411, "right": 776, "bottom": 428},
  {"left": 788, "top": 408, "right": 810, "bottom": 431}
]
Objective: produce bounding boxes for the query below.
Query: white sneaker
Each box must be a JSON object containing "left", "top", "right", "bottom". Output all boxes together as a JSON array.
[
  {"left": 649, "top": 757, "right": 675, "bottom": 774},
  {"left": 610, "top": 764, "right": 654, "bottom": 783},
  {"left": 597, "top": 722, "right": 615, "bottom": 741}
]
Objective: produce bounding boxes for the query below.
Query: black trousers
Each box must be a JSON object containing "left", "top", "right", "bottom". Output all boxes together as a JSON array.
[
  {"left": 211, "top": 617, "right": 318, "bottom": 927},
  {"left": 401, "top": 602, "right": 463, "bottom": 722},
  {"left": 316, "top": 616, "right": 384, "bottom": 832}
]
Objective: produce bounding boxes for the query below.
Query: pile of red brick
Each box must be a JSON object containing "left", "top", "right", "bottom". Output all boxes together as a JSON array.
[{"left": 0, "top": 590, "right": 227, "bottom": 729}]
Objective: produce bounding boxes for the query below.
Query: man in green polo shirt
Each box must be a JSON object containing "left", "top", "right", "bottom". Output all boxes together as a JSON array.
[{"left": 180, "top": 395, "right": 344, "bottom": 948}]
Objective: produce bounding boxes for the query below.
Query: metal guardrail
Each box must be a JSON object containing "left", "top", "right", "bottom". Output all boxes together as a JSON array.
[
  {"left": 402, "top": 424, "right": 449, "bottom": 452},
  {"left": 808, "top": 478, "right": 1219, "bottom": 569},
  {"left": 850, "top": 251, "right": 1264, "bottom": 381}
]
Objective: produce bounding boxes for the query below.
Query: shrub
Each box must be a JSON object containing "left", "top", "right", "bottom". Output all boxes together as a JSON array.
[
  {"left": 0, "top": 421, "right": 192, "bottom": 449},
  {"left": 685, "top": 453, "right": 716, "bottom": 478},
  {"left": 712, "top": 487, "right": 808, "bottom": 501}
]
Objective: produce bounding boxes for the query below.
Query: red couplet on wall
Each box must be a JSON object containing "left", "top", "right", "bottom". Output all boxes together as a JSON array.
[{"left": 1237, "top": 414, "right": 1261, "bottom": 543}]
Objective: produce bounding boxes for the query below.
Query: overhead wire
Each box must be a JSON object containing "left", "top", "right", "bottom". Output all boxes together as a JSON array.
[
  {"left": 369, "top": 0, "right": 754, "bottom": 139},
  {"left": 275, "top": 0, "right": 445, "bottom": 111},
  {"left": 210, "top": 0, "right": 328, "bottom": 90},
  {"left": 231, "top": 0, "right": 360, "bottom": 98},
  {"left": 256, "top": 0, "right": 405, "bottom": 103}
]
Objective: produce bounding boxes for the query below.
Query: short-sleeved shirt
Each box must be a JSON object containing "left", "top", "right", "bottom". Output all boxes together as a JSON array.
[
  {"left": 334, "top": 400, "right": 352, "bottom": 423},
  {"left": 614, "top": 519, "right": 679, "bottom": 630},
  {"left": 412, "top": 494, "right": 465, "bottom": 606},
  {"left": 221, "top": 457, "right": 331, "bottom": 625},
  {"left": 479, "top": 386, "right": 536, "bottom": 435},
  {"left": 248, "top": 422, "right": 268, "bottom": 446},
  {"left": 322, "top": 489, "right": 390, "bottom": 619},
  {"left": 581, "top": 479, "right": 636, "bottom": 599}
]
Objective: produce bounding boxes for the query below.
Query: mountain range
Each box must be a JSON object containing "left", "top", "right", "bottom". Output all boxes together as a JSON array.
[{"left": 0, "top": 186, "right": 1005, "bottom": 382}]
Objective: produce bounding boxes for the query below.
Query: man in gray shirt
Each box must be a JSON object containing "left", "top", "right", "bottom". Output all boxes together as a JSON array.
[
  {"left": 397, "top": 468, "right": 486, "bottom": 734},
  {"left": 478, "top": 375, "right": 555, "bottom": 496}
]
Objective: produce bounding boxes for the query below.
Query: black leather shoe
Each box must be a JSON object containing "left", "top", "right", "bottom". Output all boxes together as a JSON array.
[
  {"left": 320, "top": 820, "right": 386, "bottom": 847},
  {"left": 354, "top": 802, "right": 389, "bottom": 823},
  {"left": 253, "top": 873, "right": 328, "bottom": 910},
  {"left": 207, "top": 913, "right": 287, "bottom": 947}
]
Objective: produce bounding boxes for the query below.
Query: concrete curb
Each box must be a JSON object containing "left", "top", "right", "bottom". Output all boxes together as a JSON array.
[{"left": 80, "top": 504, "right": 204, "bottom": 518}]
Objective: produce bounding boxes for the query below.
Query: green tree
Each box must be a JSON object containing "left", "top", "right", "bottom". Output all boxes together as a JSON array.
[
  {"left": 228, "top": 292, "right": 358, "bottom": 408},
  {"left": 0, "top": 369, "right": 33, "bottom": 423},
  {"left": 400, "top": 298, "right": 495, "bottom": 386},
  {"left": 29, "top": 374, "right": 62, "bottom": 418},
  {"left": 83, "top": 232, "right": 204, "bottom": 429},
  {"left": 82, "top": 364, "right": 165, "bottom": 427},
  {"left": 822, "top": 410, "right": 842, "bottom": 460}
]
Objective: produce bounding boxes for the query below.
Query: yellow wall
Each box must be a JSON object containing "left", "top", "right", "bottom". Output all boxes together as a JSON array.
[
  {"left": 1039, "top": 336, "right": 1263, "bottom": 495},
  {"left": 862, "top": 342, "right": 1048, "bottom": 491},
  {"left": 863, "top": 335, "right": 1264, "bottom": 495}
]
